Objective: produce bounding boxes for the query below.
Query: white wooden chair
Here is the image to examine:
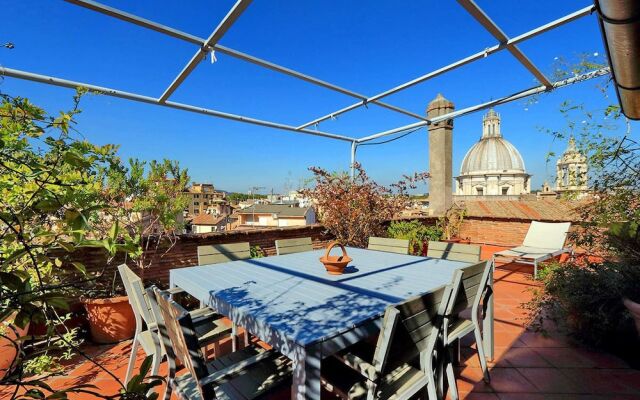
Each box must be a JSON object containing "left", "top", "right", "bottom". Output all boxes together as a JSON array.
[
  {"left": 151, "top": 287, "right": 292, "bottom": 400},
  {"left": 275, "top": 237, "right": 313, "bottom": 255},
  {"left": 321, "top": 284, "right": 453, "bottom": 400},
  {"left": 367, "top": 237, "right": 410, "bottom": 254},
  {"left": 442, "top": 261, "right": 493, "bottom": 400},
  {"left": 492, "top": 221, "right": 572, "bottom": 278},
  {"left": 427, "top": 241, "right": 481, "bottom": 263},
  {"left": 117, "top": 264, "right": 232, "bottom": 384}
]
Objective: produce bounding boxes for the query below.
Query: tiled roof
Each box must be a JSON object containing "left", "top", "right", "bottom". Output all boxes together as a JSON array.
[
  {"left": 191, "top": 214, "right": 226, "bottom": 226},
  {"left": 238, "top": 204, "right": 311, "bottom": 217},
  {"left": 457, "top": 199, "right": 583, "bottom": 222}
]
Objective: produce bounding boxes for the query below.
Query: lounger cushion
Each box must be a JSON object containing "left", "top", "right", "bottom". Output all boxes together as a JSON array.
[
  {"left": 495, "top": 246, "right": 564, "bottom": 260},
  {"left": 522, "top": 221, "right": 571, "bottom": 249}
]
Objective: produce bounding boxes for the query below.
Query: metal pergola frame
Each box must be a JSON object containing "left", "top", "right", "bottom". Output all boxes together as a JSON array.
[{"left": 1, "top": 0, "right": 610, "bottom": 176}]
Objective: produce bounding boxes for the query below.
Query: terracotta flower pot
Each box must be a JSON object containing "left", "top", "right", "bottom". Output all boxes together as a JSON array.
[
  {"left": 319, "top": 242, "right": 352, "bottom": 275},
  {"left": 83, "top": 296, "right": 135, "bottom": 344},
  {"left": 0, "top": 315, "right": 29, "bottom": 380}
]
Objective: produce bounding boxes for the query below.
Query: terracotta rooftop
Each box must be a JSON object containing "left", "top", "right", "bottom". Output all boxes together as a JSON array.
[
  {"left": 238, "top": 204, "right": 311, "bottom": 217},
  {"left": 191, "top": 214, "right": 226, "bottom": 226},
  {"left": 458, "top": 199, "right": 583, "bottom": 221}
]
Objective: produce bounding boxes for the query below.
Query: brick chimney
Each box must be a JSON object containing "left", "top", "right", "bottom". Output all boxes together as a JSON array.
[{"left": 427, "top": 94, "right": 454, "bottom": 216}]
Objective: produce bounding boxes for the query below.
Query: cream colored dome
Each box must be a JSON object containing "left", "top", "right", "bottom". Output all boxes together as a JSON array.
[{"left": 460, "top": 109, "right": 526, "bottom": 175}]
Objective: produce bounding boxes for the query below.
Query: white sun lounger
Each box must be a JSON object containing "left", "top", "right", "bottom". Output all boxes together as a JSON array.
[{"left": 492, "top": 221, "right": 572, "bottom": 278}]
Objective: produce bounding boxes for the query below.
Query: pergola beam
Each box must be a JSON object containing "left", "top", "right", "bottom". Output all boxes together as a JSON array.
[
  {"left": 456, "top": 0, "right": 552, "bottom": 87},
  {"left": 357, "top": 67, "right": 610, "bottom": 143},
  {"left": 0, "top": 67, "right": 356, "bottom": 143},
  {"left": 65, "top": 0, "right": 428, "bottom": 123},
  {"left": 296, "top": 5, "right": 593, "bottom": 130},
  {"left": 159, "top": 0, "right": 252, "bottom": 103}
]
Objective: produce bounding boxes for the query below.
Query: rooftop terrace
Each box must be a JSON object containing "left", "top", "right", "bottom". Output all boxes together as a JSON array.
[{"left": 3, "top": 245, "right": 638, "bottom": 399}]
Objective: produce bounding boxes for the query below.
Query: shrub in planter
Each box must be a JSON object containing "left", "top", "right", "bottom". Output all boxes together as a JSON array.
[
  {"left": 387, "top": 220, "right": 442, "bottom": 256},
  {"left": 527, "top": 261, "right": 640, "bottom": 366}
]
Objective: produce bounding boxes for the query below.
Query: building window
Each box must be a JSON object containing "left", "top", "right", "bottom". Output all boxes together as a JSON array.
[
  {"left": 193, "top": 209, "right": 199, "bottom": 214},
  {"left": 502, "top": 187, "right": 509, "bottom": 195},
  {"left": 194, "top": 202, "right": 199, "bottom": 206},
  {"left": 476, "top": 187, "right": 483, "bottom": 195}
]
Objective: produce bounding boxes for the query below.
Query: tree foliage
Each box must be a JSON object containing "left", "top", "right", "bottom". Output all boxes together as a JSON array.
[
  {"left": 302, "top": 163, "right": 428, "bottom": 247},
  {"left": 0, "top": 91, "right": 169, "bottom": 397},
  {"left": 526, "top": 55, "right": 640, "bottom": 363}
]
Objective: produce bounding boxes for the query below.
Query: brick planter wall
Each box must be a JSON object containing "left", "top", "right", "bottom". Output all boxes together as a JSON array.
[
  {"left": 66, "top": 225, "right": 334, "bottom": 287},
  {"left": 66, "top": 216, "right": 578, "bottom": 288},
  {"left": 394, "top": 215, "right": 578, "bottom": 248}
]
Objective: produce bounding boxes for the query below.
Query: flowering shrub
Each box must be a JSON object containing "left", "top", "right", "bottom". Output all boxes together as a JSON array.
[{"left": 302, "top": 163, "right": 428, "bottom": 247}]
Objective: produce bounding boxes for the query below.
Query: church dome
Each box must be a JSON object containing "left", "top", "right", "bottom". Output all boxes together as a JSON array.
[{"left": 460, "top": 109, "right": 526, "bottom": 175}]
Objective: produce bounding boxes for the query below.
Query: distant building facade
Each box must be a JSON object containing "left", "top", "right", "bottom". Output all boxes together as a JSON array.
[
  {"left": 237, "top": 204, "right": 316, "bottom": 228},
  {"left": 456, "top": 109, "right": 531, "bottom": 196},
  {"left": 556, "top": 136, "right": 589, "bottom": 197},
  {"left": 185, "top": 183, "right": 230, "bottom": 216},
  {"left": 190, "top": 214, "right": 229, "bottom": 234}
]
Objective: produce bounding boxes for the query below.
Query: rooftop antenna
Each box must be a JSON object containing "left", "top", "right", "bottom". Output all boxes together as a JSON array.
[{"left": 249, "top": 186, "right": 265, "bottom": 228}]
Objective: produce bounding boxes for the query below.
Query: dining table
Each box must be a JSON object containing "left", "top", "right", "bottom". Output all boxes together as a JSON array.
[{"left": 170, "top": 247, "right": 494, "bottom": 399}]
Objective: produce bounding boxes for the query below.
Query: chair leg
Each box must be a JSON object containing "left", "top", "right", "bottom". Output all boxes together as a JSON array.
[
  {"left": 436, "top": 351, "right": 445, "bottom": 400},
  {"left": 163, "top": 380, "right": 173, "bottom": 400},
  {"left": 445, "top": 346, "right": 459, "bottom": 400},
  {"left": 125, "top": 336, "right": 140, "bottom": 384},
  {"left": 474, "top": 326, "right": 491, "bottom": 383},
  {"left": 533, "top": 260, "right": 538, "bottom": 279}
]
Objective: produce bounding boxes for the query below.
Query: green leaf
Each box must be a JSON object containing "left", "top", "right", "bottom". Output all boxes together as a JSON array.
[
  {"left": 0, "top": 271, "right": 24, "bottom": 291},
  {"left": 71, "top": 261, "right": 86, "bottom": 274}
]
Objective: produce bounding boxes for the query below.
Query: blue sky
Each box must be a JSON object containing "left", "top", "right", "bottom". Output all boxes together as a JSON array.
[{"left": 1, "top": 0, "right": 636, "bottom": 194}]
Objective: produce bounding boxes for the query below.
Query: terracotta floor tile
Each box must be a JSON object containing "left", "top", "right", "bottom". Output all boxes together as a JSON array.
[
  {"left": 561, "top": 368, "right": 640, "bottom": 395},
  {"left": 518, "top": 331, "right": 571, "bottom": 348},
  {"left": 461, "top": 393, "right": 500, "bottom": 400},
  {"left": 481, "top": 367, "right": 538, "bottom": 393},
  {"left": 516, "top": 367, "right": 588, "bottom": 394},
  {"left": 533, "top": 347, "right": 598, "bottom": 368},
  {"left": 576, "top": 348, "right": 631, "bottom": 369},
  {"left": 456, "top": 366, "right": 491, "bottom": 393},
  {"left": 499, "top": 347, "right": 553, "bottom": 368}
]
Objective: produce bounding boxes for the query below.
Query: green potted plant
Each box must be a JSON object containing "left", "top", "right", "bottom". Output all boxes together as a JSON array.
[
  {"left": 437, "top": 206, "right": 469, "bottom": 243},
  {"left": 81, "top": 159, "right": 189, "bottom": 344},
  {"left": 387, "top": 219, "right": 442, "bottom": 255}
]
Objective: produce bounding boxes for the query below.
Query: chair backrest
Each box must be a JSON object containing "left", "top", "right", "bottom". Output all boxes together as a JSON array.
[
  {"left": 371, "top": 285, "right": 451, "bottom": 378},
  {"left": 522, "top": 221, "right": 571, "bottom": 249},
  {"left": 367, "top": 237, "right": 410, "bottom": 254},
  {"left": 117, "top": 264, "right": 156, "bottom": 328},
  {"left": 153, "top": 288, "right": 214, "bottom": 399},
  {"left": 427, "top": 241, "right": 481, "bottom": 263},
  {"left": 446, "top": 261, "right": 491, "bottom": 318},
  {"left": 275, "top": 237, "right": 313, "bottom": 255},
  {"left": 197, "top": 242, "right": 251, "bottom": 265}
]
